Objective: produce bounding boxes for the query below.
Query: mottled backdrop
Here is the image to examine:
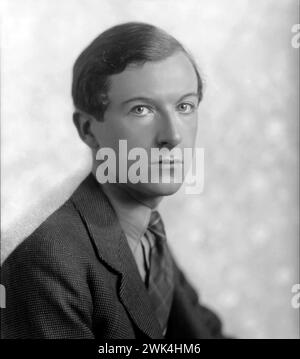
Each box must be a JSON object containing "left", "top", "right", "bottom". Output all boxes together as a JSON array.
[{"left": 1, "top": 0, "right": 299, "bottom": 338}]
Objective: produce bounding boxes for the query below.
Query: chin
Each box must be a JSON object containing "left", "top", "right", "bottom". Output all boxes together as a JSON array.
[{"left": 132, "top": 181, "right": 184, "bottom": 198}]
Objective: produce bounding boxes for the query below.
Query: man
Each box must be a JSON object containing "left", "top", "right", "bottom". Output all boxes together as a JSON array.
[{"left": 1, "top": 22, "right": 226, "bottom": 339}]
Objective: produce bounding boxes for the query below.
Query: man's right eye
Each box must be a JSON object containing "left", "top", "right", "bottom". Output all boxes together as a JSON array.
[{"left": 130, "top": 105, "right": 152, "bottom": 116}]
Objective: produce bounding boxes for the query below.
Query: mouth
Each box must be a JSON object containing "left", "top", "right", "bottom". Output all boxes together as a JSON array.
[{"left": 151, "top": 158, "right": 183, "bottom": 165}]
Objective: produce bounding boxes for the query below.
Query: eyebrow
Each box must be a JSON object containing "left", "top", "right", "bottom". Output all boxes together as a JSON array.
[{"left": 121, "top": 92, "right": 199, "bottom": 106}]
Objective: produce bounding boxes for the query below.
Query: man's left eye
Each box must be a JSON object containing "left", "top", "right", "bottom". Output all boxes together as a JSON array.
[{"left": 177, "top": 103, "right": 195, "bottom": 114}]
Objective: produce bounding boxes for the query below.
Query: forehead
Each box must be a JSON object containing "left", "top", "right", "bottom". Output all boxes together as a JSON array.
[{"left": 107, "top": 52, "right": 198, "bottom": 103}]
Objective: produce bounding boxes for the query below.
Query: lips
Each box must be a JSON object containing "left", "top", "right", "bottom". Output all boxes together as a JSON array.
[
  {"left": 159, "top": 158, "right": 182, "bottom": 164},
  {"left": 151, "top": 158, "right": 183, "bottom": 165}
]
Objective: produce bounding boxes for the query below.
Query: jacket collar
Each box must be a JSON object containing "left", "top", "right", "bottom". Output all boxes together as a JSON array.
[{"left": 71, "top": 173, "right": 163, "bottom": 339}]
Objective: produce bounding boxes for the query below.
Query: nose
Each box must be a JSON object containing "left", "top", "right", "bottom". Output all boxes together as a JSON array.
[{"left": 156, "top": 110, "right": 182, "bottom": 149}]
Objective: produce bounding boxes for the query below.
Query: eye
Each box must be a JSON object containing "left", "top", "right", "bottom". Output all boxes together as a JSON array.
[
  {"left": 177, "top": 102, "right": 195, "bottom": 114},
  {"left": 130, "top": 105, "right": 152, "bottom": 116}
]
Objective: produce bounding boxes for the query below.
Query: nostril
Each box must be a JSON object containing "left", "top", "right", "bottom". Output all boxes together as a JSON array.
[{"left": 158, "top": 137, "right": 181, "bottom": 150}]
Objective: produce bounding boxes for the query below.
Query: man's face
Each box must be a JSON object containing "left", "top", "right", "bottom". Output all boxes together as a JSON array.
[{"left": 90, "top": 51, "right": 199, "bottom": 202}]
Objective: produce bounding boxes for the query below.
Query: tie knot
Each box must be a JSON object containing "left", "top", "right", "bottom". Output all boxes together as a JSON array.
[{"left": 148, "top": 211, "right": 166, "bottom": 241}]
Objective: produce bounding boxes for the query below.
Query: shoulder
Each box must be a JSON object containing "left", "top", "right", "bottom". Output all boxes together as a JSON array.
[{"left": 2, "top": 198, "right": 94, "bottom": 274}]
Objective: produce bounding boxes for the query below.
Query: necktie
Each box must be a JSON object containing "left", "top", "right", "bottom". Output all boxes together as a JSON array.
[{"left": 145, "top": 210, "right": 174, "bottom": 333}]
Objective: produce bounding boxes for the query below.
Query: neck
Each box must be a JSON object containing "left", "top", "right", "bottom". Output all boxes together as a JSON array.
[
  {"left": 120, "top": 184, "right": 163, "bottom": 209},
  {"left": 91, "top": 167, "right": 163, "bottom": 210}
]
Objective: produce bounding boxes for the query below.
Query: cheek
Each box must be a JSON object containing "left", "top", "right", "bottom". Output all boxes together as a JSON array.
[
  {"left": 93, "top": 115, "right": 127, "bottom": 147},
  {"left": 127, "top": 128, "right": 156, "bottom": 150},
  {"left": 181, "top": 117, "right": 198, "bottom": 145},
  {"left": 97, "top": 117, "right": 156, "bottom": 153},
  {"left": 112, "top": 119, "right": 156, "bottom": 149}
]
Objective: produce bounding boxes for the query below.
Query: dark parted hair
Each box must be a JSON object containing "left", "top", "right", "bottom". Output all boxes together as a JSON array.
[{"left": 72, "top": 22, "right": 202, "bottom": 120}]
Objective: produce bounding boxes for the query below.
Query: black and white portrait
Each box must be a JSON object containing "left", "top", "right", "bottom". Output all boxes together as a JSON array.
[{"left": 1, "top": 0, "right": 299, "bottom": 340}]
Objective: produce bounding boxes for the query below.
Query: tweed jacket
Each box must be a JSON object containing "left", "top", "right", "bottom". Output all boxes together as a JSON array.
[{"left": 1, "top": 174, "right": 225, "bottom": 339}]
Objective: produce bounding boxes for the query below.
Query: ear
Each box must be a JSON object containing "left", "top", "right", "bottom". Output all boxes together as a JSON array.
[{"left": 73, "top": 110, "right": 99, "bottom": 149}]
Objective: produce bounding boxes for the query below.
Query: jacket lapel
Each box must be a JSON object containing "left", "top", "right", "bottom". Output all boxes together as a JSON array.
[{"left": 71, "top": 173, "right": 163, "bottom": 339}]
